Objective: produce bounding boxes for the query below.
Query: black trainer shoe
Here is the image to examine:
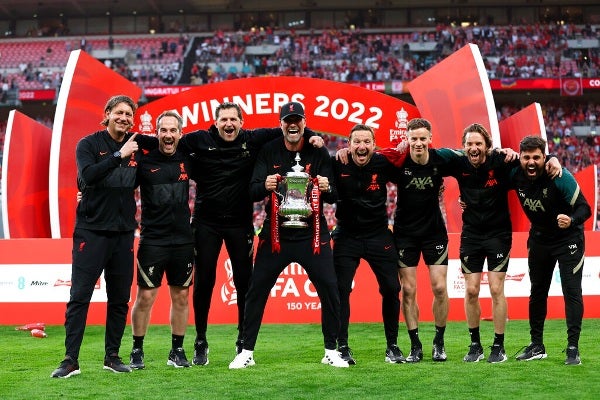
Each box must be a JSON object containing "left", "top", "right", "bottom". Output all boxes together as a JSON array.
[
  {"left": 338, "top": 345, "right": 356, "bottom": 365},
  {"left": 51, "top": 357, "right": 80, "bottom": 378},
  {"left": 564, "top": 346, "right": 581, "bottom": 365},
  {"left": 515, "top": 343, "right": 547, "bottom": 361},
  {"left": 487, "top": 344, "right": 507, "bottom": 363},
  {"left": 385, "top": 344, "right": 406, "bottom": 363},
  {"left": 192, "top": 340, "right": 209, "bottom": 366},
  {"left": 103, "top": 354, "right": 132, "bottom": 373},
  {"left": 129, "top": 347, "right": 145, "bottom": 370},
  {"left": 463, "top": 342, "right": 484, "bottom": 362},
  {"left": 404, "top": 345, "right": 422, "bottom": 363},
  {"left": 168, "top": 347, "right": 191, "bottom": 368},
  {"left": 432, "top": 342, "right": 447, "bottom": 362},
  {"left": 235, "top": 339, "right": 244, "bottom": 355}
]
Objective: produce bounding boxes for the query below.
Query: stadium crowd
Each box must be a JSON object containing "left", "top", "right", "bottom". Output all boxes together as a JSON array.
[
  {"left": 1, "top": 22, "right": 599, "bottom": 92},
  {"left": 185, "top": 23, "right": 599, "bottom": 84}
]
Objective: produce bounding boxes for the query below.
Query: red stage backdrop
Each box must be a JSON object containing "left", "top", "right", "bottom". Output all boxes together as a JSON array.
[
  {"left": 133, "top": 76, "right": 420, "bottom": 148},
  {"left": 0, "top": 233, "right": 599, "bottom": 325},
  {"left": 1, "top": 111, "right": 52, "bottom": 238},
  {"left": 49, "top": 50, "right": 142, "bottom": 238}
]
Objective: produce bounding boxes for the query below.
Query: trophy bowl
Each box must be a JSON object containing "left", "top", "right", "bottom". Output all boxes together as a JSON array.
[{"left": 278, "top": 153, "right": 313, "bottom": 228}]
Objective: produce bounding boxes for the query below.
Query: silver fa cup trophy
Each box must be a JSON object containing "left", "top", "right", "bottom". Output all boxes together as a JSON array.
[{"left": 278, "top": 152, "right": 313, "bottom": 228}]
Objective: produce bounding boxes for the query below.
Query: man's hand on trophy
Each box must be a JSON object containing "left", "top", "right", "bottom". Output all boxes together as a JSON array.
[
  {"left": 316, "top": 175, "right": 331, "bottom": 192},
  {"left": 265, "top": 174, "right": 281, "bottom": 191},
  {"left": 309, "top": 136, "right": 324, "bottom": 148}
]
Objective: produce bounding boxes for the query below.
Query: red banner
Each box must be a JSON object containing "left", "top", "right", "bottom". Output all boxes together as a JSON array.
[
  {"left": 1, "top": 111, "right": 52, "bottom": 238},
  {"left": 134, "top": 76, "right": 420, "bottom": 149},
  {"left": 49, "top": 50, "right": 142, "bottom": 238},
  {"left": 13, "top": 77, "right": 600, "bottom": 105},
  {"left": 1, "top": 233, "right": 599, "bottom": 325},
  {"left": 18, "top": 89, "right": 55, "bottom": 101}
]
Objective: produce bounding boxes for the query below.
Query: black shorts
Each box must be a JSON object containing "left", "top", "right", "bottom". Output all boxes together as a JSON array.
[
  {"left": 460, "top": 232, "right": 511, "bottom": 274},
  {"left": 136, "top": 243, "right": 194, "bottom": 288},
  {"left": 394, "top": 234, "right": 448, "bottom": 267}
]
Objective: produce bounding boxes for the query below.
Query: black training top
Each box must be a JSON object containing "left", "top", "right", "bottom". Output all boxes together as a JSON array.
[
  {"left": 391, "top": 149, "right": 451, "bottom": 238},
  {"left": 75, "top": 130, "right": 141, "bottom": 232},
  {"left": 438, "top": 148, "right": 517, "bottom": 236},
  {"left": 332, "top": 153, "right": 399, "bottom": 237},
  {"left": 509, "top": 166, "right": 591, "bottom": 241},
  {"left": 180, "top": 126, "right": 282, "bottom": 227},
  {"left": 137, "top": 149, "right": 193, "bottom": 245}
]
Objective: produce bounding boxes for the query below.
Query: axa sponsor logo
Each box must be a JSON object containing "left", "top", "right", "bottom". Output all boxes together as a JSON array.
[
  {"left": 523, "top": 198, "right": 545, "bottom": 212},
  {"left": 405, "top": 176, "right": 434, "bottom": 190}
]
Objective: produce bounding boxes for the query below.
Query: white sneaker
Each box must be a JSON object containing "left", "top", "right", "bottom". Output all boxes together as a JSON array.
[
  {"left": 321, "top": 349, "right": 349, "bottom": 368},
  {"left": 229, "top": 349, "right": 255, "bottom": 369}
]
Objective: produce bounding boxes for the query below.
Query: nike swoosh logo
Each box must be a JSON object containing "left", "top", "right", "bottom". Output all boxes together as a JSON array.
[
  {"left": 208, "top": 147, "right": 217, "bottom": 151},
  {"left": 150, "top": 168, "right": 160, "bottom": 173},
  {"left": 273, "top": 164, "right": 281, "bottom": 168},
  {"left": 570, "top": 250, "right": 577, "bottom": 255},
  {"left": 341, "top": 173, "right": 350, "bottom": 177},
  {"left": 384, "top": 245, "right": 392, "bottom": 250},
  {"left": 99, "top": 151, "right": 108, "bottom": 155}
]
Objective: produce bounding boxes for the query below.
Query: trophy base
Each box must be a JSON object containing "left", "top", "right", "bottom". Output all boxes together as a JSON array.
[{"left": 281, "top": 216, "right": 308, "bottom": 228}]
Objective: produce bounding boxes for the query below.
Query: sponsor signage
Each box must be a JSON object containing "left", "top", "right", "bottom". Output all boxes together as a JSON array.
[{"left": 15, "top": 79, "right": 600, "bottom": 104}]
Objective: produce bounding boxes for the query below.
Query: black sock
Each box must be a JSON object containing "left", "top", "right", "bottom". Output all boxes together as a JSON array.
[
  {"left": 493, "top": 333, "right": 504, "bottom": 346},
  {"left": 133, "top": 335, "right": 144, "bottom": 350},
  {"left": 434, "top": 325, "right": 446, "bottom": 345},
  {"left": 172, "top": 334, "right": 184, "bottom": 349},
  {"left": 468, "top": 327, "right": 480, "bottom": 344},
  {"left": 408, "top": 328, "right": 422, "bottom": 348}
]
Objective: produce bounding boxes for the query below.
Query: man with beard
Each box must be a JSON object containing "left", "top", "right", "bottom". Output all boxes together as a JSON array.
[
  {"left": 510, "top": 135, "right": 590, "bottom": 365},
  {"left": 229, "top": 101, "right": 348, "bottom": 369},
  {"left": 129, "top": 110, "right": 194, "bottom": 369},
  {"left": 331, "top": 124, "right": 404, "bottom": 365},
  {"left": 178, "top": 102, "right": 322, "bottom": 366}
]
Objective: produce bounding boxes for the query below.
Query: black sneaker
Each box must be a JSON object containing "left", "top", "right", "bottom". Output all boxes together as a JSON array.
[
  {"left": 404, "top": 345, "right": 422, "bottom": 363},
  {"left": 129, "top": 348, "right": 145, "bottom": 370},
  {"left": 235, "top": 339, "right": 244, "bottom": 355},
  {"left": 385, "top": 344, "right": 406, "bottom": 363},
  {"left": 432, "top": 342, "right": 447, "bottom": 362},
  {"left": 487, "top": 344, "right": 507, "bottom": 363},
  {"left": 51, "top": 357, "right": 80, "bottom": 378},
  {"left": 515, "top": 343, "right": 547, "bottom": 361},
  {"left": 192, "top": 340, "right": 209, "bottom": 366},
  {"left": 168, "top": 347, "right": 191, "bottom": 368},
  {"left": 338, "top": 345, "right": 356, "bottom": 365},
  {"left": 103, "top": 354, "right": 132, "bottom": 373},
  {"left": 463, "top": 342, "right": 484, "bottom": 362},
  {"left": 564, "top": 346, "right": 581, "bottom": 365}
]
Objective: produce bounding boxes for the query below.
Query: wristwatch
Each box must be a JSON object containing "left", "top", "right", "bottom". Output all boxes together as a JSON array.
[{"left": 113, "top": 151, "right": 121, "bottom": 159}]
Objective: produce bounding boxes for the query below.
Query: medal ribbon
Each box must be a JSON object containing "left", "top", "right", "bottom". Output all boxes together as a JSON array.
[
  {"left": 270, "top": 175, "right": 283, "bottom": 253},
  {"left": 310, "top": 177, "right": 321, "bottom": 254}
]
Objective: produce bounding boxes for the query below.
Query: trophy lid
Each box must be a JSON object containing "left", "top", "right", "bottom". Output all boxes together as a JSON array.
[{"left": 287, "top": 152, "right": 309, "bottom": 177}]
